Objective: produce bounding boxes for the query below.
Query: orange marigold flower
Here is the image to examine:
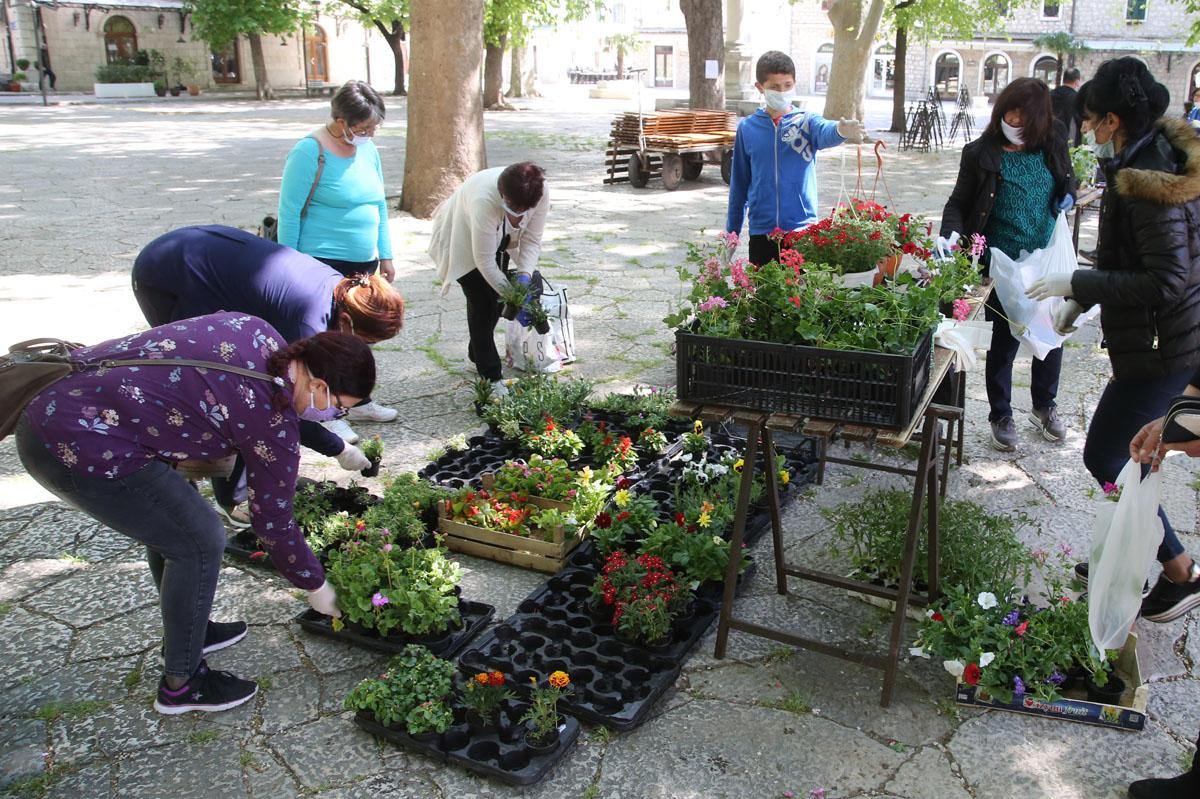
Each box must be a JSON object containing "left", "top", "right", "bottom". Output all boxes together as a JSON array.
[
  {"left": 474, "top": 672, "right": 490, "bottom": 685},
  {"left": 355, "top": 519, "right": 366, "bottom": 531},
  {"left": 488, "top": 671, "right": 506, "bottom": 686},
  {"left": 548, "top": 670, "right": 570, "bottom": 689}
]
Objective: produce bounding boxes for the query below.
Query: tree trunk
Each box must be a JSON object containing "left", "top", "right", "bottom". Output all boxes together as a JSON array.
[
  {"left": 483, "top": 31, "right": 507, "bottom": 108},
  {"left": 401, "top": 0, "right": 486, "bottom": 219},
  {"left": 616, "top": 49, "right": 625, "bottom": 79},
  {"left": 373, "top": 21, "right": 407, "bottom": 96},
  {"left": 822, "top": 0, "right": 886, "bottom": 122},
  {"left": 889, "top": 25, "right": 908, "bottom": 132},
  {"left": 679, "top": 0, "right": 724, "bottom": 110},
  {"left": 248, "top": 33, "right": 274, "bottom": 101},
  {"left": 1054, "top": 52, "right": 1063, "bottom": 85},
  {"left": 507, "top": 44, "right": 527, "bottom": 97}
]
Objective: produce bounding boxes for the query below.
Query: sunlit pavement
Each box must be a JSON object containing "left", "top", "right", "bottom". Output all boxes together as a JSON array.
[{"left": 0, "top": 88, "right": 1196, "bottom": 798}]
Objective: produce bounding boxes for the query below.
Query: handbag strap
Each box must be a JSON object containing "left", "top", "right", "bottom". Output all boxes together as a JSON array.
[
  {"left": 9, "top": 337, "right": 84, "bottom": 354},
  {"left": 299, "top": 134, "right": 326, "bottom": 220}
]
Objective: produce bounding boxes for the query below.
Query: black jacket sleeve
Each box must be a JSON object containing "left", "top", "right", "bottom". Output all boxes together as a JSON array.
[{"left": 941, "top": 145, "right": 978, "bottom": 238}]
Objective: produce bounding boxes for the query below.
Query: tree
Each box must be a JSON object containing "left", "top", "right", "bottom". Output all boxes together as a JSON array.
[
  {"left": 483, "top": 0, "right": 596, "bottom": 109},
  {"left": 822, "top": 0, "right": 887, "bottom": 122},
  {"left": 1186, "top": 0, "right": 1200, "bottom": 46},
  {"left": 603, "top": 32, "right": 641, "bottom": 80},
  {"left": 507, "top": 43, "right": 536, "bottom": 98},
  {"left": 1032, "top": 32, "right": 1087, "bottom": 85},
  {"left": 400, "top": 0, "right": 485, "bottom": 219},
  {"left": 188, "top": 0, "right": 306, "bottom": 100},
  {"left": 679, "top": 0, "right": 724, "bottom": 110},
  {"left": 336, "top": 0, "right": 409, "bottom": 95}
]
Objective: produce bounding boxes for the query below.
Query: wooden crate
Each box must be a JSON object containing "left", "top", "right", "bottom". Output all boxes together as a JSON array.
[{"left": 438, "top": 500, "right": 583, "bottom": 573}]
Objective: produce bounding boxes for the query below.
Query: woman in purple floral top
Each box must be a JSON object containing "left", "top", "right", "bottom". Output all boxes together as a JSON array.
[{"left": 15, "top": 311, "right": 375, "bottom": 714}]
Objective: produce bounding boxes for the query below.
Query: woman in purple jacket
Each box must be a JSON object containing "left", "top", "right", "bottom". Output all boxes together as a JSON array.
[{"left": 15, "top": 312, "right": 372, "bottom": 714}]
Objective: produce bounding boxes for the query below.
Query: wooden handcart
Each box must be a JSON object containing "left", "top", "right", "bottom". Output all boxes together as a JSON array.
[{"left": 604, "top": 110, "right": 737, "bottom": 191}]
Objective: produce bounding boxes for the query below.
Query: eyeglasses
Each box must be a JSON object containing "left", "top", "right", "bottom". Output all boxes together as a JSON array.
[
  {"left": 331, "top": 395, "right": 351, "bottom": 419},
  {"left": 347, "top": 121, "right": 381, "bottom": 137}
]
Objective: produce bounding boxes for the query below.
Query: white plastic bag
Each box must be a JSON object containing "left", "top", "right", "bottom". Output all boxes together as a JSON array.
[
  {"left": 988, "top": 212, "right": 1098, "bottom": 360},
  {"left": 504, "top": 273, "right": 576, "bottom": 373},
  {"left": 1088, "top": 458, "right": 1163, "bottom": 652}
]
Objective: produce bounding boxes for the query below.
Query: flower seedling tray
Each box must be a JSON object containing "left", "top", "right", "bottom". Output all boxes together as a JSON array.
[
  {"left": 419, "top": 435, "right": 521, "bottom": 489},
  {"left": 458, "top": 616, "right": 681, "bottom": 731},
  {"left": 438, "top": 505, "right": 584, "bottom": 574},
  {"left": 517, "top": 568, "right": 719, "bottom": 664},
  {"left": 954, "top": 632, "right": 1148, "bottom": 732},
  {"left": 354, "top": 701, "right": 581, "bottom": 787},
  {"left": 293, "top": 599, "right": 495, "bottom": 659},
  {"left": 676, "top": 327, "right": 934, "bottom": 428}
]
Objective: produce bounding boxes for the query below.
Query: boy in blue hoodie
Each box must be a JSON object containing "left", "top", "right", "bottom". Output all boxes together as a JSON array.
[{"left": 726, "top": 51, "right": 864, "bottom": 266}]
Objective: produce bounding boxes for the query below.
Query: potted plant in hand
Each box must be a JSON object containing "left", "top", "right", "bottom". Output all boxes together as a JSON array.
[
  {"left": 462, "top": 671, "right": 514, "bottom": 731},
  {"left": 521, "top": 671, "right": 571, "bottom": 753},
  {"left": 360, "top": 435, "right": 384, "bottom": 477},
  {"left": 527, "top": 297, "right": 551, "bottom": 334},
  {"left": 498, "top": 275, "right": 529, "bottom": 321}
]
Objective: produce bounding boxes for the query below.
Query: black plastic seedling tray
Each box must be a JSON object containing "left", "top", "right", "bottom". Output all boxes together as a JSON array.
[
  {"left": 354, "top": 700, "right": 581, "bottom": 787},
  {"left": 294, "top": 599, "right": 495, "bottom": 659},
  {"left": 517, "top": 568, "right": 719, "bottom": 663},
  {"left": 419, "top": 435, "right": 522, "bottom": 489},
  {"left": 458, "top": 616, "right": 681, "bottom": 731}
]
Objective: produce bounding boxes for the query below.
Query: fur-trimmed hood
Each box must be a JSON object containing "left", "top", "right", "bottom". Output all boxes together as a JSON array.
[{"left": 1114, "top": 117, "right": 1200, "bottom": 205}]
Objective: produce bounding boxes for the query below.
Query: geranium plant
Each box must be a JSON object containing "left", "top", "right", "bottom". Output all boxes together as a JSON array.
[
  {"left": 490, "top": 456, "right": 611, "bottom": 525},
  {"left": 520, "top": 418, "right": 584, "bottom": 460},
  {"left": 344, "top": 644, "right": 456, "bottom": 734},
  {"left": 592, "top": 433, "right": 638, "bottom": 472},
  {"left": 637, "top": 426, "right": 668, "bottom": 455},
  {"left": 590, "top": 551, "right": 689, "bottom": 645}
]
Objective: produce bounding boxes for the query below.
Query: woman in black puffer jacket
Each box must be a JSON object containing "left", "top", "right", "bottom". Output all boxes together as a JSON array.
[{"left": 1027, "top": 57, "right": 1200, "bottom": 630}]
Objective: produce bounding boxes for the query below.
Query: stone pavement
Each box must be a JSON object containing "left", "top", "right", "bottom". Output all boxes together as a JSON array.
[{"left": 1, "top": 88, "right": 1197, "bottom": 798}]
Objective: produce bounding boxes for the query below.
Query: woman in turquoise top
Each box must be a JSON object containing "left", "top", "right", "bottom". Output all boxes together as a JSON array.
[
  {"left": 941, "top": 78, "right": 1074, "bottom": 452},
  {"left": 278, "top": 80, "right": 395, "bottom": 284},
  {"left": 278, "top": 80, "right": 398, "bottom": 436}
]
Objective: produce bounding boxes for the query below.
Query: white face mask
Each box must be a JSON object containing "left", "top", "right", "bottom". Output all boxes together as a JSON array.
[
  {"left": 1000, "top": 119, "right": 1024, "bottom": 146},
  {"left": 762, "top": 89, "right": 795, "bottom": 113},
  {"left": 501, "top": 200, "right": 527, "bottom": 225},
  {"left": 344, "top": 132, "right": 371, "bottom": 147}
]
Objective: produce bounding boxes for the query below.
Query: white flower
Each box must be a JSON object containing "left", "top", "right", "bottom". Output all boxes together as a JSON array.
[
  {"left": 925, "top": 609, "right": 937, "bottom": 619},
  {"left": 976, "top": 591, "right": 998, "bottom": 610},
  {"left": 909, "top": 646, "right": 930, "bottom": 659},
  {"left": 943, "top": 660, "right": 965, "bottom": 678},
  {"left": 979, "top": 652, "right": 995, "bottom": 668}
]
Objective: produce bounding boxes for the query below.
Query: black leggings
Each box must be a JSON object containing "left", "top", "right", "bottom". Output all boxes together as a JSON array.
[
  {"left": 458, "top": 268, "right": 505, "bottom": 381},
  {"left": 315, "top": 257, "right": 378, "bottom": 278}
]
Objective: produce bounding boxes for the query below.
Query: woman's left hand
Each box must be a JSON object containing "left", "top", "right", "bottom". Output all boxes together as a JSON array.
[
  {"left": 1026, "top": 272, "right": 1075, "bottom": 301},
  {"left": 377, "top": 259, "right": 396, "bottom": 283}
]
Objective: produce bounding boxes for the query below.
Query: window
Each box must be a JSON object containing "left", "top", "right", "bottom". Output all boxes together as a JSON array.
[
  {"left": 994, "top": 0, "right": 1010, "bottom": 17},
  {"left": 305, "top": 25, "right": 328, "bottom": 82},
  {"left": 934, "top": 52, "right": 961, "bottom": 99},
  {"left": 653, "top": 45, "right": 673, "bottom": 88},
  {"left": 103, "top": 16, "right": 138, "bottom": 64},
  {"left": 1043, "top": 1, "right": 1060, "bottom": 17},
  {"left": 982, "top": 53, "right": 1011, "bottom": 97},
  {"left": 211, "top": 42, "right": 240, "bottom": 84},
  {"left": 1126, "top": 0, "right": 1147, "bottom": 21}
]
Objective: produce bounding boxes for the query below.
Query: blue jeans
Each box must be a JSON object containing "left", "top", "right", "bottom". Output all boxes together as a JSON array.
[
  {"left": 984, "top": 293, "right": 1063, "bottom": 421},
  {"left": 16, "top": 417, "right": 224, "bottom": 679},
  {"left": 1083, "top": 369, "right": 1192, "bottom": 563}
]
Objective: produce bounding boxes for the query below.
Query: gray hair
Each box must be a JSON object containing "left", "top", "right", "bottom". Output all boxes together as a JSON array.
[{"left": 331, "top": 80, "right": 385, "bottom": 127}]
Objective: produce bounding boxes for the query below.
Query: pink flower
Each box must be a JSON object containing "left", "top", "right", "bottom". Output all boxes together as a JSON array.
[
  {"left": 698, "top": 295, "right": 729, "bottom": 313},
  {"left": 1102, "top": 481, "right": 1119, "bottom": 496},
  {"left": 952, "top": 298, "right": 971, "bottom": 322},
  {"left": 719, "top": 231, "right": 739, "bottom": 248},
  {"left": 729, "top": 259, "right": 752, "bottom": 290},
  {"left": 382, "top": 543, "right": 393, "bottom": 553},
  {"left": 969, "top": 233, "right": 986, "bottom": 258},
  {"left": 371, "top": 592, "right": 389, "bottom": 607}
]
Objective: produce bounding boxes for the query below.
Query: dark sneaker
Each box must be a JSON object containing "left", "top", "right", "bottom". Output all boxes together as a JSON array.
[
  {"left": 153, "top": 660, "right": 257, "bottom": 715},
  {"left": 990, "top": 417, "right": 1018, "bottom": 452},
  {"left": 159, "top": 619, "right": 247, "bottom": 667},
  {"left": 1074, "top": 562, "right": 1151, "bottom": 597},
  {"left": 1128, "top": 771, "right": 1200, "bottom": 798},
  {"left": 1140, "top": 572, "right": 1200, "bottom": 623},
  {"left": 1029, "top": 406, "right": 1066, "bottom": 443}
]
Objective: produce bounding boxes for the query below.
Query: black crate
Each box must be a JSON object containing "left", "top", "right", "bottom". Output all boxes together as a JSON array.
[
  {"left": 676, "top": 328, "right": 934, "bottom": 428},
  {"left": 294, "top": 599, "right": 494, "bottom": 659}
]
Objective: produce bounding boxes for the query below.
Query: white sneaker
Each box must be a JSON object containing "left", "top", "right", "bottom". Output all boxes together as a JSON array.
[
  {"left": 324, "top": 418, "right": 360, "bottom": 444},
  {"left": 491, "top": 380, "right": 510, "bottom": 398},
  {"left": 347, "top": 400, "right": 398, "bottom": 423}
]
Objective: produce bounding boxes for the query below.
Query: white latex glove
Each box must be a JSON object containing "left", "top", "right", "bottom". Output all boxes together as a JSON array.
[
  {"left": 307, "top": 580, "right": 342, "bottom": 618},
  {"left": 934, "top": 231, "right": 961, "bottom": 260},
  {"left": 1026, "top": 272, "right": 1075, "bottom": 301},
  {"left": 1053, "top": 299, "right": 1084, "bottom": 335},
  {"left": 837, "top": 118, "right": 865, "bottom": 144},
  {"left": 335, "top": 443, "right": 372, "bottom": 471}
]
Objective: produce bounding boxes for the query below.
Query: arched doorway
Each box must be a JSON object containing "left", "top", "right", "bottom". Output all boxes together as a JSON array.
[
  {"left": 813, "top": 43, "right": 833, "bottom": 94},
  {"left": 306, "top": 24, "right": 329, "bottom": 82},
  {"left": 981, "top": 52, "right": 1010, "bottom": 100},
  {"left": 1032, "top": 55, "right": 1059, "bottom": 87},
  {"left": 933, "top": 51, "right": 961, "bottom": 100},
  {"left": 103, "top": 16, "right": 138, "bottom": 64},
  {"left": 870, "top": 43, "right": 895, "bottom": 96}
]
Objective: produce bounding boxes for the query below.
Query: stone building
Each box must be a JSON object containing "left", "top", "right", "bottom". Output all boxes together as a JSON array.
[{"left": 1, "top": 0, "right": 402, "bottom": 94}]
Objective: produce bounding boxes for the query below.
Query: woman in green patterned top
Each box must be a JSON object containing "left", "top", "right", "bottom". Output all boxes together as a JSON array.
[{"left": 941, "top": 78, "right": 1075, "bottom": 452}]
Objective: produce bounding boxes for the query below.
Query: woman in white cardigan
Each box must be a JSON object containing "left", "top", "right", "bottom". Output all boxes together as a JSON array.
[{"left": 429, "top": 162, "right": 549, "bottom": 390}]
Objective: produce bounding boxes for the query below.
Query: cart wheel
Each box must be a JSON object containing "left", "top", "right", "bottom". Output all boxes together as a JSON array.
[
  {"left": 627, "top": 153, "right": 650, "bottom": 188},
  {"left": 661, "top": 154, "right": 684, "bottom": 191},
  {"left": 682, "top": 153, "right": 704, "bottom": 181},
  {"left": 721, "top": 150, "right": 733, "bottom": 185}
]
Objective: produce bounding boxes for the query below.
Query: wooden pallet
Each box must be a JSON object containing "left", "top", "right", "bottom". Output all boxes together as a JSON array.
[
  {"left": 609, "top": 110, "right": 736, "bottom": 149},
  {"left": 438, "top": 502, "right": 583, "bottom": 573},
  {"left": 604, "top": 142, "right": 662, "bottom": 185}
]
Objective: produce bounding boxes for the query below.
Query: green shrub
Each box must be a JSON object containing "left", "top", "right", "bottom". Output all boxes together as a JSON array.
[{"left": 94, "top": 63, "right": 155, "bottom": 83}]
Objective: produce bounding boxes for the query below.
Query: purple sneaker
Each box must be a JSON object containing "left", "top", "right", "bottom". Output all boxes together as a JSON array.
[{"left": 153, "top": 660, "right": 257, "bottom": 715}]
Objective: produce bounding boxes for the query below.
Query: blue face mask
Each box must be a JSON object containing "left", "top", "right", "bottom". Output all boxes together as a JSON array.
[{"left": 300, "top": 384, "right": 342, "bottom": 423}]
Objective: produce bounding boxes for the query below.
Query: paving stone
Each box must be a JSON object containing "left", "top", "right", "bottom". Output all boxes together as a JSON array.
[
  {"left": 49, "top": 698, "right": 192, "bottom": 765},
  {"left": 114, "top": 735, "right": 244, "bottom": 797},
  {"left": 0, "top": 608, "right": 72, "bottom": 692},
  {"left": 950, "top": 708, "right": 1188, "bottom": 799},
  {"left": 268, "top": 713, "right": 383, "bottom": 790},
  {"left": 257, "top": 669, "right": 323, "bottom": 736},
  {"left": 1145, "top": 677, "right": 1200, "bottom": 742},
  {"left": 243, "top": 737, "right": 301, "bottom": 798},
  {"left": 205, "top": 624, "right": 303, "bottom": 678},
  {"left": 1, "top": 507, "right": 108, "bottom": 562},
  {"left": 0, "top": 557, "right": 84, "bottom": 603},
  {"left": 313, "top": 771, "right": 444, "bottom": 798},
  {"left": 885, "top": 746, "right": 971, "bottom": 799},
  {"left": 0, "top": 655, "right": 139, "bottom": 717},
  {"left": 71, "top": 604, "right": 162, "bottom": 662},
  {"left": 0, "top": 717, "right": 47, "bottom": 790},
  {"left": 43, "top": 761, "right": 115, "bottom": 799},
  {"left": 209, "top": 566, "right": 309, "bottom": 626},
  {"left": 295, "top": 633, "right": 387, "bottom": 675},
  {"left": 1133, "top": 616, "right": 1190, "bottom": 682},
  {"left": 595, "top": 698, "right": 905, "bottom": 798},
  {"left": 24, "top": 561, "right": 157, "bottom": 627},
  {"left": 319, "top": 666, "right": 378, "bottom": 716}
]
